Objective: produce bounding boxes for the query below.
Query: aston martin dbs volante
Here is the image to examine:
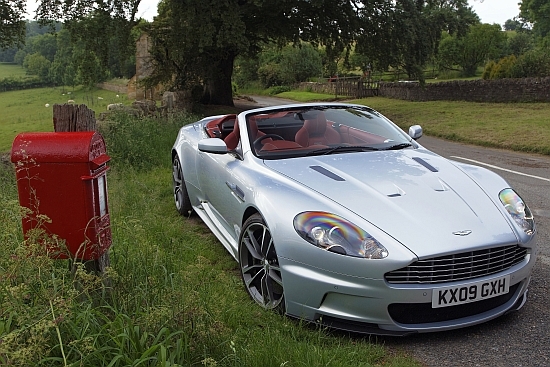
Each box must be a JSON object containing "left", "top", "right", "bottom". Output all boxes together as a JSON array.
[{"left": 171, "top": 103, "right": 537, "bottom": 335}]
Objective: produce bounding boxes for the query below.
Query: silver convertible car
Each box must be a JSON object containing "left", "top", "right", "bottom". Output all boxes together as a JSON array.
[{"left": 171, "top": 102, "right": 537, "bottom": 335}]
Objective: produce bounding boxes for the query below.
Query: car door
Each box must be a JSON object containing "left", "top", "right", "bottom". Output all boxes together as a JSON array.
[{"left": 197, "top": 148, "right": 246, "bottom": 243}]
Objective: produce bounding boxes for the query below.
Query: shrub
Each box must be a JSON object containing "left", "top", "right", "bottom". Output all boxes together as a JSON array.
[
  {"left": 489, "top": 55, "right": 517, "bottom": 79},
  {"left": 482, "top": 60, "right": 496, "bottom": 79},
  {"left": 257, "top": 63, "right": 284, "bottom": 88},
  {"left": 510, "top": 47, "right": 550, "bottom": 78},
  {"left": 268, "top": 85, "right": 291, "bottom": 95}
]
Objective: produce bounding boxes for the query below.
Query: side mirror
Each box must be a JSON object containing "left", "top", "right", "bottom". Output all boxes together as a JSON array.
[
  {"left": 198, "top": 138, "right": 228, "bottom": 154},
  {"left": 408, "top": 125, "right": 423, "bottom": 140}
]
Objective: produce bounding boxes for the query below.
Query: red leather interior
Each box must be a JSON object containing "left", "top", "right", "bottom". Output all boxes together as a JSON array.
[
  {"left": 224, "top": 118, "right": 240, "bottom": 150},
  {"left": 295, "top": 113, "right": 341, "bottom": 147},
  {"left": 205, "top": 114, "right": 236, "bottom": 139}
]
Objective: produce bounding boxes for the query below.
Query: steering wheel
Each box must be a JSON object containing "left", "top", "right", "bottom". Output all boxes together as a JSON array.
[{"left": 253, "top": 134, "right": 284, "bottom": 151}]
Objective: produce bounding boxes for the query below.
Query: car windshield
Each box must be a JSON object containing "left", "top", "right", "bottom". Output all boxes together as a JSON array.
[{"left": 246, "top": 105, "right": 414, "bottom": 159}]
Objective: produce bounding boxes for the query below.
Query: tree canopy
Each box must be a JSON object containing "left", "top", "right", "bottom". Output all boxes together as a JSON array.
[
  {"left": 0, "top": 0, "right": 26, "bottom": 49},
  {"left": 438, "top": 23, "right": 507, "bottom": 76},
  {"left": 1, "top": 0, "right": 535, "bottom": 105},
  {"left": 520, "top": 0, "right": 550, "bottom": 38}
]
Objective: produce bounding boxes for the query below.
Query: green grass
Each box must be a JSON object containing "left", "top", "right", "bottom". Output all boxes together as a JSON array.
[
  {"left": 349, "top": 97, "right": 550, "bottom": 155},
  {"left": 0, "top": 112, "right": 421, "bottom": 366},
  {"left": 0, "top": 86, "right": 130, "bottom": 152},
  {"left": 266, "top": 91, "right": 550, "bottom": 156},
  {"left": 0, "top": 63, "right": 27, "bottom": 79},
  {"left": 276, "top": 90, "right": 340, "bottom": 101}
]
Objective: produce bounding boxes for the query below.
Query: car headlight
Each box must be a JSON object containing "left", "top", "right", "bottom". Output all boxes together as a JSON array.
[
  {"left": 293, "top": 212, "right": 388, "bottom": 259},
  {"left": 499, "top": 189, "right": 535, "bottom": 235}
]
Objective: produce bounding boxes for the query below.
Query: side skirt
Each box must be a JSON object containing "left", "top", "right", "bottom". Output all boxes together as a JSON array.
[{"left": 194, "top": 202, "right": 238, "bottom": 260}]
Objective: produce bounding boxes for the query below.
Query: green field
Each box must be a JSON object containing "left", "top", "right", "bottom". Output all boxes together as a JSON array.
[
  {"left": 0, "top": 86, "right": 129, "bottom": 152},
  {"left": 0, "top": 62, "right": 27, "bottom": 79}
]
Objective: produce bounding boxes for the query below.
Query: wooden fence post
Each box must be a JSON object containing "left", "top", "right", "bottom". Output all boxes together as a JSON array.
[
  {"left": 53, "top": 103, "right": 110, "bottom": 276},
  {"left": 53, "top": 104, "right": 97, "bottom": 132}
]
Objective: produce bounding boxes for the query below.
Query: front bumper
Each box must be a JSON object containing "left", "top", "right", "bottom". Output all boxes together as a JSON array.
[{"left": 280, "top": 253, "right": 534, "bottom": 335}]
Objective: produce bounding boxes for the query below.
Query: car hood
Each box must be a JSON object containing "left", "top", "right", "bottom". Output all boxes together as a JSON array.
[{"left": 263, "top": 149, "right": 517, "bottom": 258}]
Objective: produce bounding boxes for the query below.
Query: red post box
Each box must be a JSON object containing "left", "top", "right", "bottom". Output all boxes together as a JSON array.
[{"left": 10, "top": 131, "right": 112, "bottom": 260}]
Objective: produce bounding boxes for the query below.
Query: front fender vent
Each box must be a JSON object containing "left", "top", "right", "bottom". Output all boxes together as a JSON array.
[{"left": 385, "top": 245, "right": 528, "bottom": 284}]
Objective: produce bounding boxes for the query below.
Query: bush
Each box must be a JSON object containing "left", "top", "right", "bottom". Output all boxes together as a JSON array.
[
  {"left": 489, "top": 55, "right": 517, "bottom": 79},
  {"left": 98, "top": 112, "right": 195, "bottom": 171},
  {"left": 482, "top": 60, "right": 496, "bottom": 79},
  {"left": 257, "top": 63, "right": 284, "bottom": 88},
  {"left": 0, "top": 76, "right": 48, "bottom": 91},
  {"left": 268, "top": 85, "right": 291, "bottom": 95},
  {"left": 510, "top": 47, "right": 550, "bottom": 78}
]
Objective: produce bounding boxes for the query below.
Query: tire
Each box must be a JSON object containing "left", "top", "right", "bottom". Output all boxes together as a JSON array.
[
  {"left": 238, "top": 214, "right": 285, "bottom": 312},
  {"left": 172, "top": 155, "right": 192, "bottom": 215}
]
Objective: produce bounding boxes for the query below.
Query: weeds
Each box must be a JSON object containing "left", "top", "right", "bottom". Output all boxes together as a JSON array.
[{"left": 0, "top": 112, "right": 420, "bottom": 366}]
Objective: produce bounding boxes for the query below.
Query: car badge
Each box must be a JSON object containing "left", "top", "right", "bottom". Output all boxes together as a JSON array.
[{"left": 453, "top": 230, "right": 472, "bottom": 236}]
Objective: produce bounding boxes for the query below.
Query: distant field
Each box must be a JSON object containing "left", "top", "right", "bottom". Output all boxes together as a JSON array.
[
  {"left": 0, "top": 62, "right": 28, "bottom": 79},
  {"left": 0, "top": 86, "right": 129, "bottom": 152}
]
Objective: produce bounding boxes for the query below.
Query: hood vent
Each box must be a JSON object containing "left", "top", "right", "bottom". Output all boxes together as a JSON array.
[
  {"left": 412, "top": 157, "right": 438, "bottom": 172},
  {"left": 309, "top": 165, "right": 345, "bottom": 181}
]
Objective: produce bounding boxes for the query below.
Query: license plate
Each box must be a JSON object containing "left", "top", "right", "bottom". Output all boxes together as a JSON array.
[{"left": 431, "top": 275, "right": 510, "bottom": 308}]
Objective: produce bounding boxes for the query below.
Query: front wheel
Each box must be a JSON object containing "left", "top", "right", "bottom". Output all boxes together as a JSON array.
[
  {"left": 172, "top": 155, "right": 192, "bottom": 215},
  {"left": 238, "top": 214, "right": 285, "bottom": 312}
]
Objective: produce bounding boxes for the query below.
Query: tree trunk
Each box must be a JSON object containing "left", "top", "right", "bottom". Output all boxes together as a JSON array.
[{"left": 202, "top": 52, "right": 235, "bottom": 106}]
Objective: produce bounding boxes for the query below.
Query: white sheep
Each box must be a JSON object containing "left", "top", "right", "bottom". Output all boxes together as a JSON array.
[
  {"left": 67, "top": 100, "right": 75, "bottom": 104},
  {"left": 116, "top": 94, "right": 120, "bottom": 98},
  {"left": 45, "top": 103, "right": 50, "bottom": 107},
  {"left": 107, "top": 103, "right": 123, "bottom": 111},
  {"left": 98, "top": 96, "right": 104, "bottom": 100}
]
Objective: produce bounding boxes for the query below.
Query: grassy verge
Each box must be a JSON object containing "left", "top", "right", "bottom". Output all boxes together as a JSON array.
[
  {"left": 350, "top": 97, "right": 550, "bottom": 155},
  {"left": 1, "top": 112, "right": 420, "bottom": 366},
  {"left": 265, "top": 91, "right": 550, "bottom": 156},
  {"left": 276, "top": 90, "right": 341, "bottom": 102}
]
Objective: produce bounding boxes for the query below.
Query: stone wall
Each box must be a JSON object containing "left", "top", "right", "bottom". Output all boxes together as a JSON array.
[
  {"left": 96, "top": 82, "right": 127, "bottom": 94},
  {"left": 379, "top": 77, "right": 550, "bottom": 103}
]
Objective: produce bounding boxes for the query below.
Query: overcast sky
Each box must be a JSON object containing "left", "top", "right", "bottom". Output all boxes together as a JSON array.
[{"left": 26, "top": 0, "right": 522, "bottom": 27}]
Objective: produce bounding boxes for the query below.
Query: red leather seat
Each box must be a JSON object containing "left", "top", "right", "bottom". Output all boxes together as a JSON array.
[
  {"left": 295, "top": 112, "right": 341, "bottom": 147},
  {"left": 225, "top": 118, "right": 266, "bottom": 150},
  {"left": 224, "top": 119, "right": 240, "bottom": 150}
]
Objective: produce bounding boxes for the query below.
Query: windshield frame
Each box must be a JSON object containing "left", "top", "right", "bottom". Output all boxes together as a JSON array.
[{"left": 244, "top": 104, "right": 417, "bottom": 160}]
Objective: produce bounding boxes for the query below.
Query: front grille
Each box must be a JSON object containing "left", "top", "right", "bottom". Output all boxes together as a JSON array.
[
  {"left": 388, "top": 283, "right": 520, "bottom": 324},
  {"left": 385, "top": 245, "right": 528, "bottom": 284}
]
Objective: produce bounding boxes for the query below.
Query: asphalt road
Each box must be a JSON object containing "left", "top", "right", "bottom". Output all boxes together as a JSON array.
[
  {"left": 385, "top": 137, "right": 550, "bottom": 367},
  {"left": 239, "top": 96, "right": 550, "bottom": 367}
]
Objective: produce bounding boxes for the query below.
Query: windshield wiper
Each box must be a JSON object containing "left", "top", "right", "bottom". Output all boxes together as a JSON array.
[
  {"left": 381, "top": 143, "right": 413, "bottom": 151},
  {"left": 306, "top": 145, "right": 380, "bottom": 156}
]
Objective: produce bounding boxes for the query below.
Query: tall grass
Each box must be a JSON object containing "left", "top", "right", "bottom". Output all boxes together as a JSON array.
[{"left": 0, "top": 112, "right": 420, "bottom": 366}]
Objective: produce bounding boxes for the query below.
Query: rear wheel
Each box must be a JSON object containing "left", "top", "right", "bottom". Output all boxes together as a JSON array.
[
  {"left": 172, "top": 155, "right": 192, "bottom": 215},
  {"left": 238, "top": 214, "right": 285, "bottom": 312}
]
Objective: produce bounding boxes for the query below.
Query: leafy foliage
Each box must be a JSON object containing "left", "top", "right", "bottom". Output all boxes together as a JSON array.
[
  {"left": 509, "top": 47, "right": 550, "bottom": 77},
  {"left": 0, "top": 0, "right": 26, "bottom": 49},
  {"left": 438, "top": 23, "right": 507, "bottom": 76}
]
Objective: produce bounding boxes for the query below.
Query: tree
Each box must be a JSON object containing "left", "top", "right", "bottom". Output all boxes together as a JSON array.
[
  {"left": 354, "top": 0, "right": 478, "bottom": 82},
  {"left": 506, "top": 31, "right": 534, "bottom": 56},
  {"left": 504, "top": 18, "right": 523, "bottom": 31},
  {"left": 35, "top": 0, "right": 142, "bottom": 80},
  {"left": 520, "top": 0, "right": 550, "bottom": 38},
  {"left": 23, "top": 52, "right": 52, "bottom": 81},
  {"left": 146, "top": 0, "right": 360, "bottom": 106},
  {"left": 438, "top": 23, "right": 507, "bottom": 76},
  {"left": 0, "top": 0, "right": 26, "bottom": 49}
]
